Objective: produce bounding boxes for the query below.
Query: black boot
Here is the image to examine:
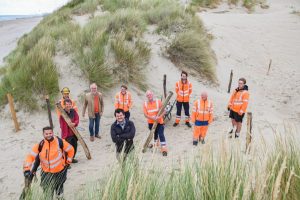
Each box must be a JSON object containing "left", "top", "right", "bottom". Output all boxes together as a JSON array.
[
  {"left": 173, "top": 123, "right": 179, "bottom": 127},
  {"left": 185, "top": 122, "right": 192, "bottom": 128},
  {"left": 193, "top": 141, "right": 198, "bottom": 146}
]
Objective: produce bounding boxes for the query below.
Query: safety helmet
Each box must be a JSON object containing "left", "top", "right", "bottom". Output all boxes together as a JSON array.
[{"left": 61, "top": 87, "right": 70, "bottom": 94}]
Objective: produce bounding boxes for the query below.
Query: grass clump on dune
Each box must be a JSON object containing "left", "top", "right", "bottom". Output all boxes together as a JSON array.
[{"left": 68, "top": 133, "right": 296, "bottom": 199}]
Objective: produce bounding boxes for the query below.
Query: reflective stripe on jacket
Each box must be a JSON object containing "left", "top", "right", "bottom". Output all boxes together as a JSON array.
[
  {"left": 114, "top": 91, "right": 132, "bottom": 112},
  {"left": 23, "top": 137, "right": 74, "bottom": 173},
  {"left": 175, "top": 80, "right": 192, "bottom": 102}
]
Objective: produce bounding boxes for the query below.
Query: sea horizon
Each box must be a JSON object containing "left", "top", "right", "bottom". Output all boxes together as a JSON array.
[{"left": 0, "top": 14, "right": 47, "bottom": 22}]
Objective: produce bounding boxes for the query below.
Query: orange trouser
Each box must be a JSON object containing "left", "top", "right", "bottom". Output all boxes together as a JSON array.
[{"left": 193, "top": 125, "right": 208, "bottom": 141}]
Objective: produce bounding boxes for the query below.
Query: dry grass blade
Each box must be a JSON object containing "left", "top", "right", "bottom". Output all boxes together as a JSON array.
[{"left": 272, "top": 156, "right": 287, "bottom": 200}]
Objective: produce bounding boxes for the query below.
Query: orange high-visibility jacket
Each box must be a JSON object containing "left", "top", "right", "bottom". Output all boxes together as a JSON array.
[
  {"left": 192, "top": 99, "right": 213, "bottom": 124},
  {"left": 114, "top": 91, "right": 132, "bottom": 112},
  {"left": 175, "top": 80, "right": 192, "bottom": 102},
  {"left": 228, "top": 89, "right": 249, "bottom": 114},
  {"left": 143, "top": 99, "right": 163, "bottom": 124},
  {"left": 23, "top": 137, "right": 74, "bottom": 173},
  {"left": 56, "top": 98, "right": 78, "bottom": 116}
]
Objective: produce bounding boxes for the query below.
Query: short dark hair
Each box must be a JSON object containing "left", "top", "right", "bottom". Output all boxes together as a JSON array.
[
  {"left": 64, "top": 98, "right": 72, "bottom": 105},
  {"left": 181, "top": 71, "right": 188, "bottom": 77},
  {"left": 114, "top": 109, "right": 125, "bottom": 116},
  {"left": 239, "top": 78, "right": 246, "bottom": 84},
  {"left": 43, "top": 126, "right": 53, "bottom": 132},
  {"left": 121, "top": 85, "right": 128, "bottom": 90}
]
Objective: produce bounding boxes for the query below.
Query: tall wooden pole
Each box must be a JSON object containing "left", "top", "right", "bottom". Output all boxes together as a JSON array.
[
  {"left": 7, "top": 93, "right": 20, "bottom": 132},
  {"left": 246, "top": 112, "right": 252, "bottom": 153},
  {"left": 45, "top": 95, "right": 53, "bottom": 129},
  {"left": 228, "top": 70, "right": 233, "bottom": 93},
  {"left": 163, "top": 74, "right": 167, "bottom": 99}
]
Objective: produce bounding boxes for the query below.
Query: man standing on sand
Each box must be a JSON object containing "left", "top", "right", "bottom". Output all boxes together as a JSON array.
[
  {"left": 111, "top": 109, "right": 135, "bottom": 162},
  {"left": 114, "top": 85, "right": 133, "bottom": 120},
  {"left": 191, "top": 92, "right": 213, "bottom": 145},
  {"left": 228, "top": 78, "right": 249, "bottom": 138},
  {"left": 173, "top": 71, "right": 193, "bottom": 128},
  {"left": 23, "top": 127, "right": 74, "bottom": 200},
  {"left": 82, "top": 83, "right": 104, "bottom": 142},
  {"left": 59, "top": 99, "right": 79, "bottom": 163},
  {"left": 143, "top": 90, "right": 168, "bottom": 156}
]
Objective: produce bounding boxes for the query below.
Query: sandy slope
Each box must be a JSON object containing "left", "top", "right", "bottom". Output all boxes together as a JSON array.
[
  {"left": 0, "top": 0, "right": 300, "bottom": 198},
  {"left": 0, "top": 17, "right": 42, "bottom": 66}
]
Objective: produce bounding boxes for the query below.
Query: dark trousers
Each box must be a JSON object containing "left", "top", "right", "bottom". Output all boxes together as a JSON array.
[
  {"left": 40, "top": 167, "right": 68, "bottom": 199},
  {"left": 89, "top": 112, "right": 100, "bottom": 136},
  {"left": 148, "top": 123, "right": 166, "bottom": 146},
  {"left": 116, "top": 140, "right": 134, "bottom": 154},
  {"left": 176, "top": 101, "right": 190, "bottom": 122},
  {"left": 66, "top": 135, "right": 78, "bottom": 158}
]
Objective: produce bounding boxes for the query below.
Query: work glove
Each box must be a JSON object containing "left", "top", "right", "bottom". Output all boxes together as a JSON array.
[{"left": 24, "top": 170, "right": 31, "bottom": 178}]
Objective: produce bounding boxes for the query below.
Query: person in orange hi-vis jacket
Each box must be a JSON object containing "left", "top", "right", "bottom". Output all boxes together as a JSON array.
[
  {"left": 143, "top": 90, "right": 168, "bottom": 156},
  {"left": 191, "top": 92, "right": 213, "bottom": 145},
  {"left": 173, "top": 71, "right": 193, "bottom": 128},
  {"left": 23, "top": 126, "right": 74, "bottom": 199},
  {"left": 114, "top": 85, "right": 133, "bottom": 120},
  {"left": 228, "top": 78, "right": 249, "bottom": 138},
  {"left": 56, "top": 87, "right": 78, "bottom": 117}
]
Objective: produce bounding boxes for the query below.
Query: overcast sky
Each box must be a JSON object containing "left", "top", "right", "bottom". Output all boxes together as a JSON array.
[{"left": 0, "top": 0, "right": 70, "bottom": 15}]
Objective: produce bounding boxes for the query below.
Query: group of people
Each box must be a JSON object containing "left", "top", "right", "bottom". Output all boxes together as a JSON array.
[{"left": 22, "top": 71, "right": 249, "bottom": 199}]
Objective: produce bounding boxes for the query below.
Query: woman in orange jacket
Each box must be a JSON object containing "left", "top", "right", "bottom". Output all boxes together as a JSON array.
[
  {"left": 228, "top": 78, "right": 249, "bottom": 138},
  {"left": 191, "top": 92, "right": 213, "bottom": 145},
  {"left": 23, "top": 126, "right": 74, "bottom": 199}
]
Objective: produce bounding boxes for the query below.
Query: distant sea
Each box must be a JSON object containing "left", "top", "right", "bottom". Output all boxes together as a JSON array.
[{"left": 0, "top": 14, "right": 47, "bottom": 22}]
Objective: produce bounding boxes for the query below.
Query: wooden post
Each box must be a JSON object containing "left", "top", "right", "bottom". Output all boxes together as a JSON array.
[
  {"left": 56, "top": 103, "right": 92, "bottom": 159},
  {"left": 246, "top": 112, "right": 252, "bottom": 153},
  {"left": 227, "top": 70, "right": 233, "bottom": 93},
  {"left": 267, "top": 59, "right": 272, "bottom": 75},
  {"left": 142, "top": 91, "right": 173, "bottom": 153},
  {"left": 45, "top": 95, "right": 53, "bottom": 129},
  {"left": 163, "top": 74, "right": 167, "bottom": 99},
  {"left": 7, "top": 93, "right": 20, "bottom": 132}
]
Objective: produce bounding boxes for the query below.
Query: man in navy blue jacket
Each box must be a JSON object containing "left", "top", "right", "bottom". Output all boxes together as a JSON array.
[{"left": 111, "top": 109, "right": 135, "bottom": 161}]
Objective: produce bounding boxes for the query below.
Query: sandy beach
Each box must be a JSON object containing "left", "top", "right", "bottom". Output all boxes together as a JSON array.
[{"left": 0, "top": 0, "right": 300, "bottom": 199}]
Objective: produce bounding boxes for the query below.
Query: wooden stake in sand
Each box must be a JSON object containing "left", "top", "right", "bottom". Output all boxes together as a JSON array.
[
  {"left": 163, "top": 74, "right": 167, "bottom": 99},
  {"left": 56, "top": 103, "right": 92, "bottom": 160},
  {"left": 267, "top": 59, "right": 272, "bottom": 75},
  {"left": 7, "top": 93, "right": 20, "bottom": 132},
  {"left": 45, "top": 95, "right": 53, "bottom": 129},
  {"left": 228, "top": 70, "right": 233, "bottom": 93},
  {"left": 246, "top": 112, "right": 252, "bottom": 153},
  {"left": 142, "top": 91, "right": 173, "bottom": 153}
]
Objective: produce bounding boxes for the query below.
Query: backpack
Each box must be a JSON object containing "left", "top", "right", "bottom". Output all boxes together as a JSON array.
[{"left": 31, "top": 137, "right": 64, "bottom": 173}]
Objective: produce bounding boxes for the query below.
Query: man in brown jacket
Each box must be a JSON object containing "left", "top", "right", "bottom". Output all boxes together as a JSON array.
[{"left": 82, "top": 83, "right": 104, "bottom": 141}]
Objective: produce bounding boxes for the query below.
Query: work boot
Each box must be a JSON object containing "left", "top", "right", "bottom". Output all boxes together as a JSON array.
[
  {"left": 193, "top": 141, "right": 198, "bottom": 146},
  {"left": 72, "top": 159, "right": 78, "bottom": 163},
  {"left": 95, "top": 135, "right": 101, "bottom": 139},
  {"left": 228, "top": 128, "right": 233, "bottom": 134},
  {"left": 201, "top": 139, "right": 205, "bottom": 144},
  {"left": 90, "top": 136, "right": 95, "bottom": 142},
  {"left": 162, "top": 151, "right": 168, "bottom": 156},
  {"left": 235, "top": 133, "right": 239, "bottom": 138},
  {"left": 161, "top": 146, "right": 168, "bottom": 156},
  {"left": 185, "top": 122, "right": 192, "bottom": 128},
  {"left": 173, "top": 123, "right": 179, "bottom": 127}
]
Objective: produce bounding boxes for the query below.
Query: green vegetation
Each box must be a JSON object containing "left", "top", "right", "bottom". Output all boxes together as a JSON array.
[
  {"left": 0, "top": 0, "right": 216, "bottom": 109},
  {"left": 192, "top": 0, "right": 269, "bottom": 11},
  {"left": 24, "top": 134, "right": 300, "bottom": 199}
]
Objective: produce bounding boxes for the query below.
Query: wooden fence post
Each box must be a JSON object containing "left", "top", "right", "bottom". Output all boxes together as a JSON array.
[
  {"left": 45, "top": 95, "right": 53, "bottom": 129},
  {"left": 246, "top": 112, "right": 252, "bottom": 153},
  {"left": 163, "top": 74, "right": 167, "bottom": 99},
  {"left": 7, "top": 93, "right": 20, "bottom": 132},
  {"left": 228, "top": 70, "right": 233, "bottom": 93}
]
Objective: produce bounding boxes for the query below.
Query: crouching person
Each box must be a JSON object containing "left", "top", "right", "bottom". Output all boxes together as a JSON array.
[
  {"left": 23, "top": 126, "right": 74, "bottom": 200},
  {"left": 111, "top": 109, "right": 135, "bottom": 162}
]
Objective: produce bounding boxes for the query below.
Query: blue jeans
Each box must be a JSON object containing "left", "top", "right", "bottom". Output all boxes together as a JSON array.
[
  {"left": 89, "top": 113, "right": 100, "bottom": 136},
  {"left": 148, "top": 123, "right": 166, "bottom": 146}
]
